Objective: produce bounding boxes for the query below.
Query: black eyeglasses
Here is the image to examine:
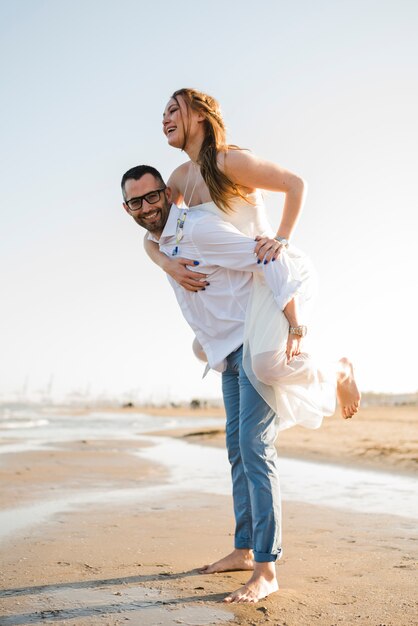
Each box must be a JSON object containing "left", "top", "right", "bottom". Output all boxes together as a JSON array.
[{"left": 125, "top": 187, "right": 166, "bottom": 211}]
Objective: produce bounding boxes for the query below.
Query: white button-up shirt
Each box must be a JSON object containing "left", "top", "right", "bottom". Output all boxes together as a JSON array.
[{"left": 148, "top": 205, "right": 301, "bottom": 371}]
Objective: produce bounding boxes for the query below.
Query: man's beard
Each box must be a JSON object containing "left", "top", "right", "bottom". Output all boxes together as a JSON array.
[{"left": 134, "top": 208, "right": 165, "bottom": 234}]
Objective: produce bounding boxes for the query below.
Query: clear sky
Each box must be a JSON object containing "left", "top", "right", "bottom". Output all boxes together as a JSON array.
[{"left": 1, "top": 0, "right": 417, "bottom": 403}]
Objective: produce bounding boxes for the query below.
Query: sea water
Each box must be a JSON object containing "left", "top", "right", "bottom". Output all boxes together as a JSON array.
[{"left": 0, "top": 403, "right": 416, "bottom": 543}]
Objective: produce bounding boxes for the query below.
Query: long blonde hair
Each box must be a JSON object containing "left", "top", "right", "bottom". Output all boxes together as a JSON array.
[{"left": 171, "top": 88, "right": 247, "bottom": 212}]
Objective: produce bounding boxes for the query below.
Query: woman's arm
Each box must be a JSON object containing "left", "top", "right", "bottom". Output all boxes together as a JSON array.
[
  {"left": 283, "top": 298, "right": 304, "bottom": 362},
  {"left": 224, "top": 150, "right": 307, "bottom": 262},
  {"left": 143, "top": 236, "right": 209, "bottom": 292},
  {"left": 224, "top": 150, "right": 307, "bottom": 359}
]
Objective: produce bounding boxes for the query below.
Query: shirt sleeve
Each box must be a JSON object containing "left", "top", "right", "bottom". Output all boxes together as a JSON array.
[{"left": 190, "top": 215, "right": 302, "bottom": 310}]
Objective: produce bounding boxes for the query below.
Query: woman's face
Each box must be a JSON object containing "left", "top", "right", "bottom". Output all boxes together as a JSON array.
[{"left": 162, "top": 96, "right": 204, "bottom": 149}]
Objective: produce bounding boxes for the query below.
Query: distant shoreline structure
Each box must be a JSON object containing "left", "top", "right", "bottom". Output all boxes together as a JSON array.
[
  {"left": 359, "top": 391, "right": 418, "bottom": 407},
  {"left": 0, "top": 391, "right": 417, "bottom": 410}
]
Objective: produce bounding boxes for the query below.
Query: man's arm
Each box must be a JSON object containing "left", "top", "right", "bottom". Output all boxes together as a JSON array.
[{"left": 143, "top": 235, "right": 208, "bottom": 292}]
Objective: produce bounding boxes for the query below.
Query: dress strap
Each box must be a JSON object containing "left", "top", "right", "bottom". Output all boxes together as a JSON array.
[{"left": 183, "top": 162, "right": 199, "bottom": 208}]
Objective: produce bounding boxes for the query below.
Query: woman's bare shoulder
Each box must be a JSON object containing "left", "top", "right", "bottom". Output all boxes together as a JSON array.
[
  {"left": 169, "top": 160, "right": 191, "bottom": 180},
  {"left": 167, "top": 161, "right": 191, "bottom": 204},
  {"left": 221, "top": 148, "right": 257, "bottom": 193},
  {"left": 223, "top": 147, "right": 256, "bottom": 167}
]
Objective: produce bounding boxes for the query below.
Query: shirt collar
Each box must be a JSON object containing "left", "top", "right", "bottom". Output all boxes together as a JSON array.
[{"left": 147, "top": 204, "right": 180, "bottom": 243}]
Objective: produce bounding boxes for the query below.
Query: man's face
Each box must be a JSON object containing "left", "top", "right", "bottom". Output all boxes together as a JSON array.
[{"left": 123, "top": 173, "right": 171, "bottom": 237}]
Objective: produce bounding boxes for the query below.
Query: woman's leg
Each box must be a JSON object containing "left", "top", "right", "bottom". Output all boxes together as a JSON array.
[
  {"left": 252, "top": 349, "right": 319, "bottom": 386},
  {"left": 252, "top": 350, "right": 360, "bottom": 419}
]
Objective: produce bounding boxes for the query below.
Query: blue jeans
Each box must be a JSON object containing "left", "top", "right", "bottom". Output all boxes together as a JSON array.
[{"left": 222, "top": 345, "right": 282, "bottom": 563}]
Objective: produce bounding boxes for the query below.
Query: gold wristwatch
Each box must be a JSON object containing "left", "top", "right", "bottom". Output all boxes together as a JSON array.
[{"left": 289, "top": 325, "right": 307, "bottom": 337}]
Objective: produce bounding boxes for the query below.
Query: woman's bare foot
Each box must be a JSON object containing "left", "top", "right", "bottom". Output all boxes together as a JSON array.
[
  {"left": 223, "top": 562, "right": 279, "bottom": 603},
  {"left": 199, "top": 549, "right": 254, "bottom": 574},
  {"left": 337, "top": 357, "right": 361, "bottom": 419}
]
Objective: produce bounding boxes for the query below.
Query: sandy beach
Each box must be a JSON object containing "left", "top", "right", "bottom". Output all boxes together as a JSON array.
[{"left": 0, "top": 403, "right": 417, "bottom": 625}]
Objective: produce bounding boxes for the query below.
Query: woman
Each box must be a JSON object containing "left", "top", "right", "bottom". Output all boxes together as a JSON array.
[
  {"left": 143, "top": 88, "right": 360, "bottom": 604},
  {"left": 145, "top": 88, "right": 360, "bottom": 423}
]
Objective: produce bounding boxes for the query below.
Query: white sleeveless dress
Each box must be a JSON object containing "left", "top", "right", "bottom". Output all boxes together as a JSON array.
[{"left": 190, "top": 191, "right": 336, "bottom": 431}]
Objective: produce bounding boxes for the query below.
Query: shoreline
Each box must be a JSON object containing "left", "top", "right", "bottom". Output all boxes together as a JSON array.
[
  {"left": 5, "top": 402, "right": 414, "bottom": 476},
  {"left": 3, "top": 402, "right": 417, "bottom": 476},
  {"left": 127, "top": 404, "right": 418, "bottom": 477}
]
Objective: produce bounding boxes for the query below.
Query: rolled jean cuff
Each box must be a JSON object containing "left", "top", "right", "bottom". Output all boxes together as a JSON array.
[
  {"left": 254, "top": 549, "right": 282, "bottom": 563},
  {"left": 234, "top": 539, "right": 253, "bottom": 550}
]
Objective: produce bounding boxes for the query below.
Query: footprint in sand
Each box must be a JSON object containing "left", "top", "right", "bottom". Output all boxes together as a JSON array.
[{"left": 311, "top": 576, "right": 328, "bottom": 583}]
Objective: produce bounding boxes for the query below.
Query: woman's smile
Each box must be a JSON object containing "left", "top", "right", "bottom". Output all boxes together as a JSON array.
[{"left": 163, "top": 98, "right": 182, "bottom": 144}]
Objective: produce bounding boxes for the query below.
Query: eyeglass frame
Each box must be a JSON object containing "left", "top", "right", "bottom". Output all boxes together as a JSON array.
[{"left": 125, "top": 187, "right": 167, "bottom": 212}]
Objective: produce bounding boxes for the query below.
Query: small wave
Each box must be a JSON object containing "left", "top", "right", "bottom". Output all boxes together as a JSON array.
[{"left": 0, "top": 419, "right": 50, "bottom": 430}]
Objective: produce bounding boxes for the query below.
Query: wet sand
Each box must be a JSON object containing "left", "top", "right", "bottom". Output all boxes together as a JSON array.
[
  {"left": 149, "top": 405, "right": 418, "bottom": 476},
  {"left": 0, "top": 405, "right": 417, "bottom": 625}
]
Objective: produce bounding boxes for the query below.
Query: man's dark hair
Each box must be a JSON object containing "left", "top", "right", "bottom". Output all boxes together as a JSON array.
[{"left": 121, "top": 165, "right": 165, "bottom": 200}]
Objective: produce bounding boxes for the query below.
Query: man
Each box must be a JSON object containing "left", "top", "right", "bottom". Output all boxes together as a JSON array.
[
  {"left": 120, "top": 164, "right": 357, "bottom": 603},
  {"left": 120, "top": 163, "right": 301, "bottom": 605}
]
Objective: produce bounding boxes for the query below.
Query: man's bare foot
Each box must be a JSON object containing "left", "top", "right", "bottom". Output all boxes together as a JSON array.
[
  {"left": 337, "top": 357, "right": 361, "bottom": 419},
  {"left": 223, "top": 563, "right": 279, "bottom": 603},
  {"left": 199, "top": 549, "right": 254, "bottom": 574}
]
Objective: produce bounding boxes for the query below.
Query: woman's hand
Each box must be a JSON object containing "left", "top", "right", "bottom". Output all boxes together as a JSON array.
[
  {"left": 163, "top": 256, "right": 209, "bottom": 292},
  {"left": 254, "top": 236, "right": 285, "bottom": 264},
  {"left": 286, "top": 333, "right": 302, "bottom": 363}
]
